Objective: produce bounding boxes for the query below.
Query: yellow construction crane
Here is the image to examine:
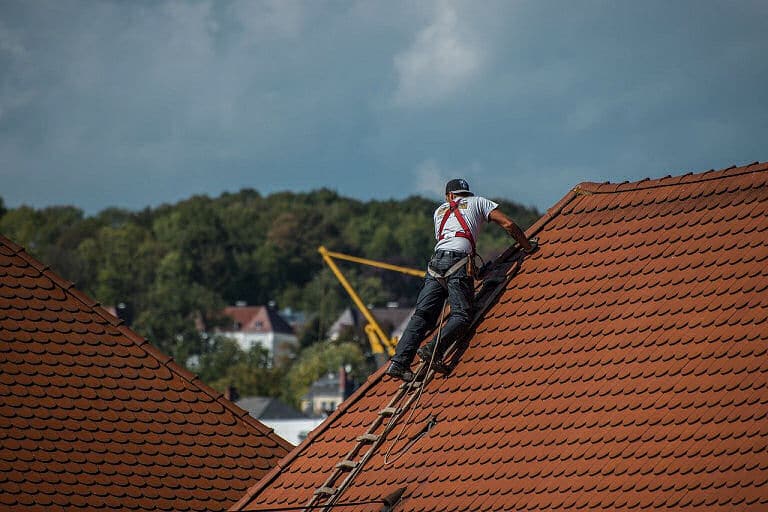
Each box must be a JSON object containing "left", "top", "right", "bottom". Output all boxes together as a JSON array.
[{"left": 318, "top": 246, "right": 423, "bottom": 362}]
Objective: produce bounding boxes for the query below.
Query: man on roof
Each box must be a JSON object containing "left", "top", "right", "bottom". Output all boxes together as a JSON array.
[{"left": 386, "top": 178, "right": 536, "bottom": 381}]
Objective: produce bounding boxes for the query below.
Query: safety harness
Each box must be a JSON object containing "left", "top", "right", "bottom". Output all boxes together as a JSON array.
[
  {"left": 428, "top": 199, "right": 477, "bottom": 284},
  {"left": 437, "top": 199, "right": 476, "bottom": 254}
]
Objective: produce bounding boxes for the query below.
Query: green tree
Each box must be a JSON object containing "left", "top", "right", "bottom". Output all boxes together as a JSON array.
[
  {"left": 153, "top": 196, "right": 235, "bottom": 294},
  {"left": 77, "top": 222, "right": 158, "bottom": 307},
  {"left": 204, "top": 340, "right": 285, "bottom": 397},
  {"left": 0, "top": 205, "right": 95, "bottom": 285},
  {"left": 195, "top": 336, "right": 246, "bottom": 384},
  {"left": 0, "top": 187, "right": 541, "bottom": 402},
  {"left": 296, "top": 316, "right": 323, "bottom": 350},
  {"left": 134, "top": 250, "right": 225, "bottom": 362}
]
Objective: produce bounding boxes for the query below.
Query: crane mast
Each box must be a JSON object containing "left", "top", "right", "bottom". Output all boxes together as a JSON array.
[{"left": 318, "top": 246, "right": 422, "bottom": 364}]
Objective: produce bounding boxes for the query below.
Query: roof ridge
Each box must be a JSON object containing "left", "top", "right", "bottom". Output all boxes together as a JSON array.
[
  {"left": 575, "top": 161, "right": 767, "bottom": 195},
  {"left": 0, "top": 234, "right": 292, "bottom": 453}
]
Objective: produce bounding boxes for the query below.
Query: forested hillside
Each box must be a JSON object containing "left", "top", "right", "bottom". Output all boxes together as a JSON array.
[{"left": 0, "top": 191, "right": 539, "bottom": 404}]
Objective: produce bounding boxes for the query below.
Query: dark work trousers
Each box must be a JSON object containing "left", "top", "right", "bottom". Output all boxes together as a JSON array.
[{"left": 392, "top": 250, "right": 474, "bottom": 367}]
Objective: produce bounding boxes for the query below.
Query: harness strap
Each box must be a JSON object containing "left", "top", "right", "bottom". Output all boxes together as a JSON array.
[
  {"left": 438, "top": 200, "right": 476, "bottom": 255},
  {"left": 427, "top": 255, "right": 468, "bottom": 288}
]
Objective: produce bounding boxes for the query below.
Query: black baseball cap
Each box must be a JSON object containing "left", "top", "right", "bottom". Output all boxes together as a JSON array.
[{"left": 445, "top": 178, "right": 473, "bottom": 196}]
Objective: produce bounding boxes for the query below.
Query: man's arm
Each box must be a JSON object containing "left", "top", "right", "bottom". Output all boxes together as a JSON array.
[{"left": 488, "top": 208, "right": 534, "bottom": 253}]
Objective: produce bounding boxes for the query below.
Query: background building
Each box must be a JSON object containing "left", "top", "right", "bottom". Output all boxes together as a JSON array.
[
  {"left": 235, "top": 395, "right": 324, "bottom": 446},
  {"left": 216, "top": 303, "right": 298, "bottom": 366}
]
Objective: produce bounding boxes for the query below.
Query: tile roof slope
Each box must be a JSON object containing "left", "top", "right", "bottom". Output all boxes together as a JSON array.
[
  {"left": 0, "top": 236, "right": 293, "bottom": 512},
  {"left": 232, "top": 162, "right": 768, "bottom": 512}
]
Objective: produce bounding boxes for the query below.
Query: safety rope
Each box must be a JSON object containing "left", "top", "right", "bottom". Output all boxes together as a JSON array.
[
  {"left": 380, "top": 242, "right": 533, "bottom": 464},
  {"left": 382, "top": 297, "right": 448, "bottom": 466}
]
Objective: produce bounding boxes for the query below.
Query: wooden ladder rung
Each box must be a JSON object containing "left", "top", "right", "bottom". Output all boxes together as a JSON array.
[
  {"left": 401, "top": 380, "right": 423, "bottom": 390},
  {"left": 336, "top": 459, "right": 357, "bottom": 470},
  {"left": 356, "top": 433, "right": 379, "bottom": 443},
  {"left": 379, "top": 406, "right": 398, "bottom": 417},
  {"left": 314, "top": 486, "right": 337, "bottom": 496}
]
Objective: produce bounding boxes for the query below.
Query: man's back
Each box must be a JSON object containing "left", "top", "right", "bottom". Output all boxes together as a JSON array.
[{"left": 432, "top": 195, "right": 498, "bottom": 253}]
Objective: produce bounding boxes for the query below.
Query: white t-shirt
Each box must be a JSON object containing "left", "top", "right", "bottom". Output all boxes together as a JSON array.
[{"left": 433, "top": 196, "right": 499, "bottom": 253}]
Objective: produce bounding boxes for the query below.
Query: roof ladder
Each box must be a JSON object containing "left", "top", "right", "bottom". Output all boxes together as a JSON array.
[
  {"left": 303, "top": 248, "right": 526, "bottom": 512},
  {"left": 302, "top": 357, "right": 436, "bottom": 512}
]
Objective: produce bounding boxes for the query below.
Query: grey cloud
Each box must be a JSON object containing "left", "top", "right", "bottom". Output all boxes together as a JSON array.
[
  {"left": 392, "top": 2, "right": 486, "bottom": 108},
  {"left": 0, "top": 0, "right": 765, "bottom": 214}
]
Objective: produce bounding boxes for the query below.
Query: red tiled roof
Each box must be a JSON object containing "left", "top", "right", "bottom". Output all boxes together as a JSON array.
[
  {"left": 0, "top": 236, "right": 292, "bottom": 511},
  {"left": 221, "top": 306, "right": 294, "bottom": 334},
  {"left": 232, "top": 162, "right": 768, "bottom": 511}
]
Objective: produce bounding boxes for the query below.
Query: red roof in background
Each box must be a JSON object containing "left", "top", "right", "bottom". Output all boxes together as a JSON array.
[
  {"left": 233, "top": 162, "right": 768, "bottom": 511},
  {"left": 221, "top": 305, "right": 294, "bottom": 335},
  {"left": 0, "top": 236, "right": 292, "bottom": 511}
]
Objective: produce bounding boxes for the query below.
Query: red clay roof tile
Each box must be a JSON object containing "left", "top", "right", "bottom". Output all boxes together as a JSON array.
[
  {"left": 0, "top": 235, "right": 292, "bottom": 511},
  {"left": 232, "top": 162, "right": 768, "bottom": 511}
]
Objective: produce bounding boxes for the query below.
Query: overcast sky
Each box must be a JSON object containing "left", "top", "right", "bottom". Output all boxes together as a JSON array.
[{"left": 1, "top": 0, "right": 766, "bottom": 215}]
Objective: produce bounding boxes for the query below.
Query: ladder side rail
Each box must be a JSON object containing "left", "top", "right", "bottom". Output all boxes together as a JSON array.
[
  {"left": 320, "top": 365, "right": 436, "bottom": 511},
  {"left": 302, "top": 372, "right": 419, "bottom": 510}
]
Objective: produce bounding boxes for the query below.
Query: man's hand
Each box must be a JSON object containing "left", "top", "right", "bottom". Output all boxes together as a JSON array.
[{"left": 523, "top": 237, "right": 539, "bottom": 254}]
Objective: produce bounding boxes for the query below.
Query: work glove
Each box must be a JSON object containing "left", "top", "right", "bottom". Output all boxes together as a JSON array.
[{"left": 523, "top": 237, "right": 539, "bottom": 254}]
